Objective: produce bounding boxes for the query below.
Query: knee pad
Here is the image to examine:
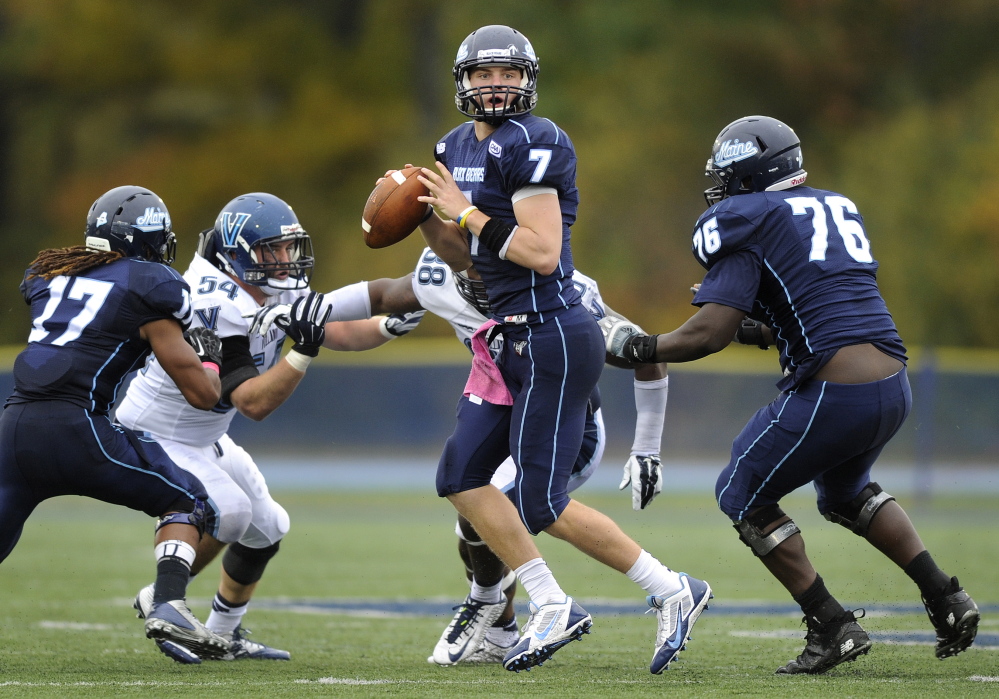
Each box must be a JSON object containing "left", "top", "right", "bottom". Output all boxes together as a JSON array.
[
  {"left": 734, "top": 504, "right": 801, "bottom": 557},
  {"left": 156, "top": 498, "right": 207, "bottom": 538},
  {"left": 222, "top": 540, "right": 281, "bottom": 586},
  {"left": 823, "top": 482, "right": 895, "bottom": 536}
]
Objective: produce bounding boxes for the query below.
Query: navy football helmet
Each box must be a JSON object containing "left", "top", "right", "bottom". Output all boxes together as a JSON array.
[
  {"left": 454, "top": 25, "right": 539, "bottom": 124},
  {"left": 85, "top": 186, "right": 176, "bottom": 264},
  {"left": 704, "top": 116, "right": 807, "bottom": 206},
  {"left": 198, "top": 193, "right": 314, "bottom": 295}
]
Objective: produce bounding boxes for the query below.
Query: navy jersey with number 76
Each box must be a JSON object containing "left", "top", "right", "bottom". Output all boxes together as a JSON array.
[
  {"left": 690, "top": 186, "right": 907, "bottom": 391},
  {"left": 8, "top": 258, "right": 194, "bottom": 415}
]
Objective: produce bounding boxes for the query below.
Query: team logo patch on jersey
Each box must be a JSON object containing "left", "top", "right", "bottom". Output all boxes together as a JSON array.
[
  {"left": 194, "top": 306, "right": 220, "bottom": 331},
  {"left": 436, "top": 142, "right": 446, "bottom": 155},
  {"left": 514, "top": 340, "right": 527, "bottom": 356},
  {"left": 219, "top": 212, "right": 252, "bottom": 249},
  {"left": 134, "top": 207, "right": 170, "bottom": 232},
  {"left": 488, "top": 140, "right": 503, "bottom": 157},
  {"left": 713, "top": 138, "right": 759, "bottom": 168}
]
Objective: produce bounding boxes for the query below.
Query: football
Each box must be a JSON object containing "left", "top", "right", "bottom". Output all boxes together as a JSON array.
[{"left": 361, "top": 167, "right": 431, "bottom": 249}]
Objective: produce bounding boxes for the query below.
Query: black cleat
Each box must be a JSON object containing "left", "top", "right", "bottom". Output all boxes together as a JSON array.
[
  {"left": 776, "top": 610, "right": 872, "bottom": 675},
  {"left": 923, "top": 576, "right": 979, "bottom": 659}
]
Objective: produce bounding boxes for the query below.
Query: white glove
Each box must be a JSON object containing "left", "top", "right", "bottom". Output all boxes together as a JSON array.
[
  {"left": 597, "top": 315, "right": 644, "bottom": 358},
  {"left": 244, "top": 303, "right": 292, "bottom": 336},
  {"left": 378, "top": 310, "right": 427, "bottom": 338},
  {"left": 619, "top": 454, "right": 663, "bottom": 511}
]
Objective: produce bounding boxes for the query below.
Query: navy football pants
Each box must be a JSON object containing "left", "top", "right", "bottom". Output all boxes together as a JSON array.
[
  {"left": 437, "top": 304, "right": 605, "bottom": 534},
  {"left": 0, "top": 401, "right": 210, "bottom": 563},
  {"left": 716, "top": 368, "right": 911, "bottom": 521}
]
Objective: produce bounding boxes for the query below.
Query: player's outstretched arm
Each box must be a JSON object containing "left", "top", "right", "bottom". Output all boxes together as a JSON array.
[
  {"left": 367, "top": 275, "right": 424, "bottom": 315},
  {"left": 141, "top": 319, "right": 221, "bottom": 410},
  {"left": 620, "top": 362, "right": 668, "bottom": 511},
  {"left": 606, "top": 303, "right": 747, "bottom": 364}
]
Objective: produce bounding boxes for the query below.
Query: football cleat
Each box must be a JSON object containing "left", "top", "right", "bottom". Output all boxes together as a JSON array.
[
  {"left": 214, "top": 625, "right": 290, "bottom": 661},
  {"left": 776, "top": 609, "right": 872, "bottom": 674},
  {"left": 502, "top": 596, "right": 592, "bottom": 672},
  {"left": 133, "top": 583, "right": 154, "bottom": 619},
  {"left": 155, "top": 639, "right": 202, "bottom": 664},
  {"left": 143, "top": 599, "right": 229, "bottom": 660},
  {"left": 647, "top": 573, "right": 713, "bottom": 674},
  {"left": 430, "top": 595, "right": 508, "bottom": 666},
  {"left": 922, "top": 576, "right": 979, "bottom": 659}
]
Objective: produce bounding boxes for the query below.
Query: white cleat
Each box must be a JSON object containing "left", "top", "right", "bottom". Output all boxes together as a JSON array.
[
  {"left": 647, "top": 573, "right": 712, "bottom": 674},
  {"left": 430, "top": 596, "right": 507, "bottom": 666},
  {"left": 144, "top": 599, "right": 229, "bottom": 660},
  {"left": 502, "top": 596, "right": 592, "bottom": 672}
]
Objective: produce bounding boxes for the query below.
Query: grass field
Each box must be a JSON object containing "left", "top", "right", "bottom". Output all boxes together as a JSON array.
[{"left": 1, "top": 487, "right": 996, "bottom": 697}]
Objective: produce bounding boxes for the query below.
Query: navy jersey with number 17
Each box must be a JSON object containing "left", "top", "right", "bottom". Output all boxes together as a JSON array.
[
  {"left": 434, "top": 114, "right": 581, "bottom": 322},
  {"left": 8, "top": 258, "right": 194, "bottom": 415},
  {"left": 690, "top": 186, "right": 907, "bottom": 391}
]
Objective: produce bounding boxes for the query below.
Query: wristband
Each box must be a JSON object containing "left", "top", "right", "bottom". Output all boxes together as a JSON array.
[
  {"left": 202, "top": 361, "right": 220, "bottom": 375},
  {"left": 284, "top": 350, "right": 313, "bottom": 372},
  {"left": 378, "top": 316, "right": 397, "bottom": 339},
  {"left": 478, "top": 217, "right": 517, "bottom": 255},
  {"left": 456, "top": 206, "right": 478, "bottom": 229},
  {"left": 420, "top": 204, "right": 434, "bottom": 224},
  {"left": 624, "top": 334, "right": 659, "bottom": 363}
]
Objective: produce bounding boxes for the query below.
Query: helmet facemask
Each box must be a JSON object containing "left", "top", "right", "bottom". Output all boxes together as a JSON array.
[
  {"left": 239, "top": 231, "right": 314, "bottom": 294},
  {"left": 453, "top": 25, "right": 539, "bottom": 125}
]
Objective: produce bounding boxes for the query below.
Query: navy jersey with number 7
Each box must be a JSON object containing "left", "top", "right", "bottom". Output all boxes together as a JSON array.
[
  {"left": 9, "top": 258, "right": 194, "bottom": 414},
  {"left": 434, "top": 114, "right": 581, "bottom": 322},
  {"left": 690, "top": 186, "right": 907, "bottom": 391}
]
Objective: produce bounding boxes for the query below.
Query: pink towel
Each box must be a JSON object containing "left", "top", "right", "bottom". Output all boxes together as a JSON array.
[{"left": 463, "top": 319, "right": 513, "bottom": 406}]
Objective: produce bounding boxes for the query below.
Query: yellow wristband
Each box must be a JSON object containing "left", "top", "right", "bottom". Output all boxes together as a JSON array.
[{"left": 456, "top": 206, "right": 478, "bottom": 229}]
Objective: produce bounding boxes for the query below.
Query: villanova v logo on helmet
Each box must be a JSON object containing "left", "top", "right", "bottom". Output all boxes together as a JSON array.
[{"left": 219, "top": 212, "right": 251, "bottom": 248}]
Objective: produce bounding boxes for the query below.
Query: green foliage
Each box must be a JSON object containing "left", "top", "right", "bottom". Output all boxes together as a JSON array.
[{"left": 0, "top": 1, "right": 998, "bottom": 347}]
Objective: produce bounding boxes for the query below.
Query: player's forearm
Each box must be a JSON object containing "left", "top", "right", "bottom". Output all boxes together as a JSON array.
[
  {"left": 230, "top": 361, "right": 304, "bottom": 421},
  {"left": 323, "top": 318, "right": 392, "bottom": 351},
  {"left": 419, "top": 217, "right": 471, "bottom": 272}
]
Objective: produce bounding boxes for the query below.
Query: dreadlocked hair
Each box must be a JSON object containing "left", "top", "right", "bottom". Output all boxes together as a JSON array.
[{"left": 27, "top": 246, "right": 124, "bottom": 280}]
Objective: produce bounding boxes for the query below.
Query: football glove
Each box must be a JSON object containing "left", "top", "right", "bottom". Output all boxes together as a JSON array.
[
  {"left": 185, "top": 326, "right": 223, "bottom": 368},
  {"left": 734, "top": 317, "right": 770, "bottom": 350},
  {"left": 244, "top": 303, "right": 292, "bottom": 336},
  {"left": 619, "top": 454, "right": 663, "bottom": 511},
  {"left": 597, "top": 315, "right": 644, "bottom": 358},
  {"left": 379, "top": 310, "right": 426, "bottom": 338},
  {"left": 275, "top": 291, "right": 333, "bottom": 357}
]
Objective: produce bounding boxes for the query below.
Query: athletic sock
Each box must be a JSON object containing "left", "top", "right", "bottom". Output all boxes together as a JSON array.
[
  {"left": 152, "top": 539, "right": 196, "bottom": 604},
  {"left": 903, "top": 550, "right": 953, "bottom": 599},
  {"left": 626, "top": 549, "right": 683, "bottom": 598},
  {"left": 470, "top": 579, "right": 504, "bottom": 604},
  {"left": 794, "top": 574, "right": 846, "bottom": 624},
  {"left": 514, "top": 558, "right": 565, "bottom": 605},
  {"left": 153, "top": 558, "right": 191, "bottom": 605},
  {"left": 206, "top": 591, "right": 248, "bottom": 635},
  {"left": 485, "top": 617, "right": 520, "bottom": 647}
]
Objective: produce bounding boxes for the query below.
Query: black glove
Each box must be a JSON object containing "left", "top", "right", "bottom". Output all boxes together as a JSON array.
[
  {"left": 734, "top": 318, "right": 771, "bottom": 350},
  {"left": 275, "top": 291, "right": 333, "bottom": 357},
  {"left": 185, "top": 326, "right": 223, "bottom": 368},
  {"left": 622, "top": 333, "right": 659, "bottom": 363}
]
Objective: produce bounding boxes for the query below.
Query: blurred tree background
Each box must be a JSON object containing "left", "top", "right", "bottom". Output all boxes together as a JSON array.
[{"left": 1, "top": 0, "right": 998, "bottom": 349}]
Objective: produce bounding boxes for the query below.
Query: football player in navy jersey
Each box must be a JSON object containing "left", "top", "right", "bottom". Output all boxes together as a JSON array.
[
  {"left": 0, "top": 186, "right": 229, "bottom": 664},
  {"left": 603, "top": 116, "right": 980, "bottom": 674},
  {"left": 387, "top": 25, "right": 712, "bottom": 674}
]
